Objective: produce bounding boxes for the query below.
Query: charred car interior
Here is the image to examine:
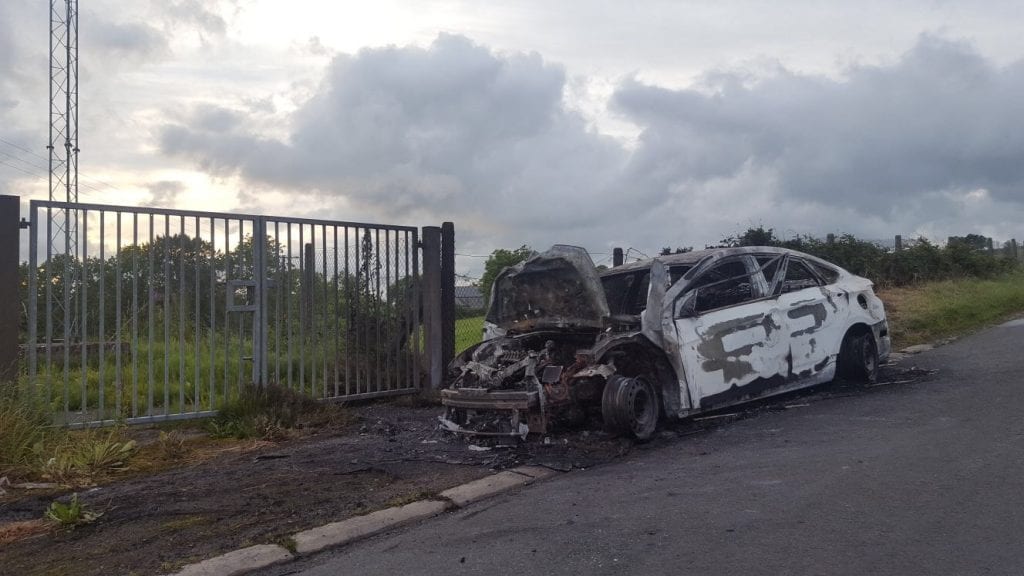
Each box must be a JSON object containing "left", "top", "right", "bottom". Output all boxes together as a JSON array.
[{"left": 440, "top": 244, "right": 890, "bottom": 440}]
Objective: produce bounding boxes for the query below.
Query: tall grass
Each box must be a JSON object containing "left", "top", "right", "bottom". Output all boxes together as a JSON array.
[
  {"left": 206, "top": 383, "right": 344, "bottom": 440},
  {"left": 0, "top": 385, "right": 55, "bottom": 478},
  {"left": 0, "top": 384, "right": 138, "bottom": 483},
  {"left": 22, "top": 322, "right": 412, "bottom": 425},
  {"left": 880, "top": 271, "right": 1024, "bottom": 348}
]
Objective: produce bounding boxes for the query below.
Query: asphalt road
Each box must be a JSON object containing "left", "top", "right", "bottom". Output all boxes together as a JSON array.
[{"left": 260, "top": 319, "right": 1024, "bottom": 576}]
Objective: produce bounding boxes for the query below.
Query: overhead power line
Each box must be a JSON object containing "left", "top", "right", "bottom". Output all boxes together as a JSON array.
[
  {"left": 0, "top": 149, "right": 49, "bottom": 173},
  {"left": 0, "top": 139, "right": 132, "bottom": 199},
  {"left": 0, "top": 158, "right": 48, "bottom": 181},
  {"left": 0, "top": 137, "right": 49, "bottom": 160}
]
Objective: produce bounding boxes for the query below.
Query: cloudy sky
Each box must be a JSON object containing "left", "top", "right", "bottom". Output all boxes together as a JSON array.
[{"left": 3, "top": 1, "right": 1024, "bottom": 275}]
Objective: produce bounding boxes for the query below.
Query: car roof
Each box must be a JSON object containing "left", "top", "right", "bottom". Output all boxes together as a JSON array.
[{"left": 601, "top": 246, "right": 845, "bottom": 276}]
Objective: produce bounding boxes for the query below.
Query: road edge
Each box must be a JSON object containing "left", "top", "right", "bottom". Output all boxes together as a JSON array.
[{"left": 166, "top": 465, "right": 560, "bottom": 576}]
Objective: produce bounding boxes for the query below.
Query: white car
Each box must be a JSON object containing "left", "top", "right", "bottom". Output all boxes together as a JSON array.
[{"left": 441, "top": 245, "right": 890, "bottom": 439}]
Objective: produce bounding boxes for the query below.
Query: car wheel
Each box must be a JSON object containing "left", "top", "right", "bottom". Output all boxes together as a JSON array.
[
  {"left": 602, "top": 374, "right": 660, "bottom": 440},
  {"left": 840, "top": 331, "right": 879, "bottom": 384}
]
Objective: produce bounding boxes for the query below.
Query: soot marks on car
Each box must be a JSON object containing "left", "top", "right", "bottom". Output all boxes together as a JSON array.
[{"left": 440, "top": 245, "right": 891, "bottom": 440}]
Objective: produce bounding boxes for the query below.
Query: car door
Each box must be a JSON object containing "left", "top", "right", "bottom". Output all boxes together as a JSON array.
[
  {"left": 669, "top": 256, "right": 788, "bottom": 409},
  {"left": 775, "top": 256, "right": 835, "bottom": 379}
]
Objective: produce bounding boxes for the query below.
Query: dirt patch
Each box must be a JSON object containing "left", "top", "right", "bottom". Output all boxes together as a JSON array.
[
  {"left": 0, "top": 402, "right": 636, "bottom": 576},
  {"left": 0, "top": 519, "right": 49, "bottom": 546}
]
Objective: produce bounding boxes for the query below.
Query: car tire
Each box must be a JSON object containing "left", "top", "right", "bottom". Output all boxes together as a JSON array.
[
  {"left": 602, "top": 374, "right": 661, "bottom": 440},
  {"left": 840, "top": 331, "right": 879, "bottom": 384}
]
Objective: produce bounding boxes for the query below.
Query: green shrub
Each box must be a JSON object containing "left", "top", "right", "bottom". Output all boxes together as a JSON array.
[{"left": 719, "top": 226, "right": 1018, "bottom": 287}]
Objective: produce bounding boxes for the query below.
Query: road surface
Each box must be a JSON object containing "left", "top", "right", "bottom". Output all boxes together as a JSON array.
[{"left": 260, "top": 318, "right": 1024, "bottom": 576}]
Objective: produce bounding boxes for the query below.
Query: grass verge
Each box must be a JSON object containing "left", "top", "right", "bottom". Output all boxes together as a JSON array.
[
  {"left": 879, "top": 271, "right": 1024, "bottom": 349},
  {"left": 1, "top": 383, "right": 347, "bottom": 486},
  {"left": 455, "top": 315, "right": 484, "bottom": 354}
]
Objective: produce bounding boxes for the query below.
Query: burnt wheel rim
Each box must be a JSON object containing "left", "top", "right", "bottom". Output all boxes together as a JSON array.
[
  {"left": 603, "top": 375, "right": 660, "bottom": 439},
  {"left": 863, "top": 347, "right": 876, "bottom": 372},
  {"left": 624, "top": 378, "right": 657, "bottom": 436},
  {"left": 859, "top": 336, "right": 878, "bottom": 381}
]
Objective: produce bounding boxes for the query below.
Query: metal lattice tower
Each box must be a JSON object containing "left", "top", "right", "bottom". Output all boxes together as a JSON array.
[
  {"left": 48, "top": 0, "right": 79, "bottom": 253},
  {"left": 48, "top": 0, "right": 79, "bottom": 339}
]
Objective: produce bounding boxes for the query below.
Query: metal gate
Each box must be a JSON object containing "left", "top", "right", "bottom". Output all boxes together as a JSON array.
[{"left": 25, "top": 200, "right": 421, "bottom": 426}]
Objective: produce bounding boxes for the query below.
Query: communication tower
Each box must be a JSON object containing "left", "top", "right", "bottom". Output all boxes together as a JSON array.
[{"left": 48, "top": 0, "right": 79, "bottom": 253}]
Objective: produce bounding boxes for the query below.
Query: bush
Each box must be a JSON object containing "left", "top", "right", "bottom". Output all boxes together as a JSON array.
[{"left": 719, "top": 226, "right": 1018, "bottom": 287}]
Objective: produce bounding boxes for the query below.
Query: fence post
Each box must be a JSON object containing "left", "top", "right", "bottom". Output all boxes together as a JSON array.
[
  {"left": 421, "top": 226, "right": 442, "bottom": 390},
  {"left": 894, "top": 235, "right": 903, "bottom": 252},
  {"left": 302, "top": 242, "right": 314, "bottom": 336},
  {"left": 0, "top": 196, "right": 19, "bottom": 385},
  {"left": 613, "top": 247, "right": 624, "bottom": 267},
  {"left": 252, "top": 218, "right": 267, "bottom": 386},
  {"left": 440, "top": 222, "right": 456, "bottom": 375}
]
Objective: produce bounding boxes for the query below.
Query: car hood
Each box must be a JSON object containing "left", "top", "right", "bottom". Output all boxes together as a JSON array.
[{"left": 484, "top": 245, "right": 610, "bottom": 332}]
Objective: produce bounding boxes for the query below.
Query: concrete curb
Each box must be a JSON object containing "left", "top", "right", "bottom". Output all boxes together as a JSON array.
[
  {"left": 172, "top": 544, "right": 293, "bottom": 576},
  {"left": 439, "top": 466, "right": 557, "bottom": 507},
  {"left": 293, "top": 499, "right": 449, "bottom": 555},
  {"left": 167, "top": 465, "right": 562, "bottom": 576}
]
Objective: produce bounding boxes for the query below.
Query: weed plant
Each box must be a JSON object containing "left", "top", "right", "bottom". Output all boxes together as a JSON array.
[
  {"left": 37, "top": 428, "right": 138, "bottom": 485},
  {"left": 45, "top": 493, "right": 103, "bottom": 529}
]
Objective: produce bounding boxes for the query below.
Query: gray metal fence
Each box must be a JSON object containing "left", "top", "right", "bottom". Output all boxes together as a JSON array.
[{"left": 24, "top": 199, "right": 423, "bottom": 426}]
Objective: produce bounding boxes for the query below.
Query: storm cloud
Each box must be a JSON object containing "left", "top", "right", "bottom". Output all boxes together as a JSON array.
[
  {"left": 150, "top": 32, "right": 1024, "bottom": 251},
  {"left": 160, "top": 34, "right": 627, "bottom": 230},
  {"left": 615, "top": 35, "right": 1024, "bottom": 215}
]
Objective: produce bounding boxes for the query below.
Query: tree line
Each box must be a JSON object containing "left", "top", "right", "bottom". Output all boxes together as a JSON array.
[{"left": 18, "top": 231, "right": 416, "bottom": 348}]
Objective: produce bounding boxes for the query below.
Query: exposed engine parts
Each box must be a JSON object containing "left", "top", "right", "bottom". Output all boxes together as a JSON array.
[{"left": 440, "top": 331, "right": 608, "bottom": 438}]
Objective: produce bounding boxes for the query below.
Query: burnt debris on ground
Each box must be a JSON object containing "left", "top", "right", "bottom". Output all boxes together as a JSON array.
[
  {"left": 0, "top": 361, "right": 937, "bottom": 576},
  {"left": 0, "top": 402, "right": 640, "bottom": 576}
]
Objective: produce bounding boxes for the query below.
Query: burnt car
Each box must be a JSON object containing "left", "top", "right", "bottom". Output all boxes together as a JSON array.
[{"left": 440, "top": 245, "right": 890, "bottom": 440}]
